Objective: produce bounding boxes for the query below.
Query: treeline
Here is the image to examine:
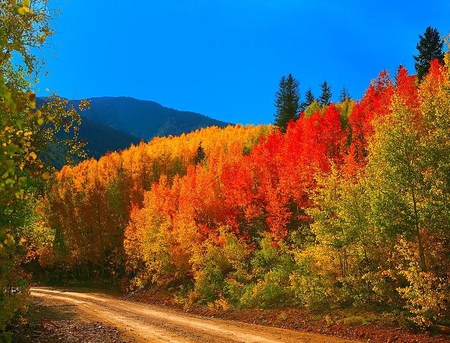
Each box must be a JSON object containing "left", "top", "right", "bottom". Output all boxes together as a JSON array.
[{"left": 37, "top": 58, "right": 450, "bottom": 328}]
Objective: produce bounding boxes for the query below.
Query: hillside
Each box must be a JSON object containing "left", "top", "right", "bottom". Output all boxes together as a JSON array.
[
  {"left": 36, "top": 98, "right": 142, "bottom": 164},
  {"left": 37, "top": 96, "right": 230, "bottom": 162},
  {"left": 78, "top": 116, "right": 141, "bottom": 159},
  {"left": 72, "top": 96, "right": 230, "bottom": 141}
]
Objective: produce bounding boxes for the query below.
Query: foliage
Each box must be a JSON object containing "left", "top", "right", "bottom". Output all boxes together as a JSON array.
[
  {"left": 241, "top": 235, "right": 295, "bottom": 309},
  {"left": 395, "top": 238, "right": 448, "bottom": 328},
  {"left": 300, "top": 88, "right": 315, "bottom": 112},
  {"left": 339, "top": 86, "right": 351, "bottom": 102},
  {"left": 414, "top": 27, "right": 444, "bottom": 81},
  {"left": 319, "top": 80, "right": 332, "bottom": 106},
  {"left": 0, "top": 0, "right": 89, "bottom": 334},
  {"left": 33, "top": 24, "right": 450, "bottom": 328},
  {"left": 0, "top": 0, "right": 51, "bottom": 332},
  {"left": 274, "top": 73, "right": 300, "bottom": 132}
]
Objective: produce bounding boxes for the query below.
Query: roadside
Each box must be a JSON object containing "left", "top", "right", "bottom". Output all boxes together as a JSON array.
[
  {"left": 10, "top": 287, "right": 450, "bottom": 343},
  {"left": 23, "top": 287, "right": 360, "bottom": 343},
  {"left": 128, "top": 289, "right": 450, "bottom": 343},
  {"left": 11, "top": 292, "right": 131, "bottom": 343}
]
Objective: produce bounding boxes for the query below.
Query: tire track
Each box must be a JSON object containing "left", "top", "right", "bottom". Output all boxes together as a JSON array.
[{"left": 31, "top": 287, "right": 361, "bottom": 343}]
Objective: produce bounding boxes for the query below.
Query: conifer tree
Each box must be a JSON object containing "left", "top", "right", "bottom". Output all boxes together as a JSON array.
[
  {"left": 339, "top": 86, "right": 351, "bottom": 102},
  {"left": 194, "top": 142, "right": 206, "bottom": 165},
  {"left": 414, "top": 27, "right": 444, "bottom": 81},
  {"left": 319, "top": 80, "right": 332, "bottom": 106},
  {"left": 300, "top": 88, "right": 315, "bottom": 112},
  {"left": 274, "top": 73, "right": 300, "bottom": 132}
]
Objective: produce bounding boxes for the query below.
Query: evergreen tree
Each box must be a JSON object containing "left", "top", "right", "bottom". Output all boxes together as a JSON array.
[
  {"left": 274, "top": 73, "right": 300, "bottom": 132},
  {"left": 300, "top": 88, "right": 315, "bottom": 112},
  {"left": 194, "top": 142, "right": 206, "bottom": 165},
  {"left": 319, "top": 80, "right": 332, "bottom": 106},
  {"left": 414, "top": 26, "right": 444, "bottom": 81},
  {"left": 339, "top": 86, "right": 351, "bottom": 102}
]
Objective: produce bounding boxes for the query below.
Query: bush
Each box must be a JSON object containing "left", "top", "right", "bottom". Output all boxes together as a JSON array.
[
  {"left": 395, "top": 238, "right": 449, "bottom": 328},
  {"left": 189, "top": 227, "right": 251, "bottom": 306},
  {"left": 0, "top": 331, "right": 12, "bottom": 343},
  {"left": 240, "top": 279, "right": 292, "bottom": 309},
  {"left": 239, "top": 235, "right": 295, "bottom": 309},
  {"left": 290, "top": 245, "right": 339, "bottom": 310}
]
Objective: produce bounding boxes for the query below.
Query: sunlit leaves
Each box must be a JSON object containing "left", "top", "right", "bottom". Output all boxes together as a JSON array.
[{"left": 39, "top": 41, "right": 450, "bottom": 325}]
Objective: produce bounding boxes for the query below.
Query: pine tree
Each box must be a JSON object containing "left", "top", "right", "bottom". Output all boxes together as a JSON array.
[
  {"left": 339, "top": 86, "right": 351, "bottom": 102},
  {"left": 414, "top": 27, "right": 444, "bottom": 81},
  {"left": 274, "top": 73, "right": 300, "bottom": 132},
  {"left": 300, "top": 88, "right": 315, "bottom": 112},
  {"left": 194, "top": 142, "right": 206, "bottom": 165},
  {"left": 319, "top": 80, "right": 332, "bottom": 106}
]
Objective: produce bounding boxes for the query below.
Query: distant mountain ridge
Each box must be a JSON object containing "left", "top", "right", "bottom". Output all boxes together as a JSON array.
[
  {"left": 38, "top": 96, "right": 230, "bottom": 162},
  {"left": 72, "top": 96, "right": 230, "bottom": 141}
]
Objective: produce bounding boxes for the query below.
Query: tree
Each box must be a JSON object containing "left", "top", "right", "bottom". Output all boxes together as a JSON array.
[
  {"left": 194, "top": 142, "right": 206, "bottom": 165},
  {"left": 0, "top": 0, "right": 89, "bottom": 333},
  {"left": 0, "top": 0, "right": 53, "bottom": 334},
  {"left": 274, "top": 73, "right": 300, "bottom": 132},
  {"left": 300, "top": 88, "right": 315, "bottom": 112},
  {"left": 339, "top": 86, "right": 351, "bottom": 102},
  {"left": 319, "top": 80, "right": 332, "bottom": 106},
  {"left": 414, "top": 27, "right": 444, "bottom": 81}
]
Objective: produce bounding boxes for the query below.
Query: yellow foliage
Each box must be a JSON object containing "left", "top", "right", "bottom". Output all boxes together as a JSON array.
[{"left": 17, "top": 6, "right": 30, "bottom": 15}]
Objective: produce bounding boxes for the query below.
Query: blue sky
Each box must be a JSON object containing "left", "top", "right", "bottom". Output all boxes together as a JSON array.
[{"left": 37, "top": 0, "right": 449, "bottom": 125}]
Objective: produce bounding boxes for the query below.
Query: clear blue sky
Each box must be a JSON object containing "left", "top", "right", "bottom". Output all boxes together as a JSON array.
[{"left": 37, "top": 0, "right": 449, "bottom": 125}]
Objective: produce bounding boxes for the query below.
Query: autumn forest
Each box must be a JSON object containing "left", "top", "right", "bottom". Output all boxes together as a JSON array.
[
  {"left": 1, "top": 0, "right": 450, "bottom": 340},
  {"left": 34, "top": 59, "right": 450, "bottom": 328}
]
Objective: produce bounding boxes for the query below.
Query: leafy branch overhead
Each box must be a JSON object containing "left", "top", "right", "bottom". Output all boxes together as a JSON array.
[{"left": 0, "top": 0, "right": 89, "bottom": 334}]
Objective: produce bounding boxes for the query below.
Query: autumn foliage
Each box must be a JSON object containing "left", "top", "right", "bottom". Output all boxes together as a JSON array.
[{"left": 41, "top": 57, "right": 450, "bottom": 328}]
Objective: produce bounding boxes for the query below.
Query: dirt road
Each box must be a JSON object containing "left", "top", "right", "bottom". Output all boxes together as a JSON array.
[{"left": 31, "top": 287, "right": 361, "bottom": 343}]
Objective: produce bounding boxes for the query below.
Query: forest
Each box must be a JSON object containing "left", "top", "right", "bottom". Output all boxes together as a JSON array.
[
  {"left": 1, "top": 0, "right": 450, "bottom": 340},
  {"left": 30, "top": 59, "right": 450, "bottom": 330}
]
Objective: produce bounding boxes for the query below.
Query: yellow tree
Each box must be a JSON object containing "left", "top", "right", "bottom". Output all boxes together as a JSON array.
[
  {"left": 0, "top": 0, "right": 54, "bottom": 333},
  {"left": 365, "top": 63, "right": 449, "bottom": 326}
]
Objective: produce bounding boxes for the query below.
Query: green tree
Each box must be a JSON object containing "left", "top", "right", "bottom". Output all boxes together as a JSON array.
[
  {"left": 274, "top": 73, "right": 300, "bottom": 132},
  {"left": 0, "top": 0, "right": 87, "bottom": 334},
  {"left": 414, "top": 27, "right": 444, "bottom": 81},
  {"left": 300, "top": 88, "right": 315, "bottom": 112},
  {"left": 306, "top": 166, "right": 377, "bottom": 306},
  {"left": 339, "top": 86, "right": 351, "bottom": 102},
  {"left": 318, "top": 80, "right": 332, "bottom": 106},
  {"left": 365, "top": 62, "right": 450, "bottom": 327},
  {"left": 194, "top": 142, "right": 206, "bottom": 165}
]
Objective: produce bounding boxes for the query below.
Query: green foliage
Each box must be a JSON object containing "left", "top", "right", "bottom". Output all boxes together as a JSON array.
[
  {"left": 395, "top": 238, "right": 448, "bottom": 328},
  {"left": 35, "top": 96, "right": 88, "bottom": 167},
  {"left": 274, "top": 73, "right": 300, "bottom": 132},
  {"left": 303, "top": 101, "right": 321, "bottom": 117},
  {"left": 240, "top": 235, "right": 295, "bottom": 308},
  {"left": 193, "top": 142, "right": 206, "bottom": 165},
  {"left": 0, "top": 229, "right": 30, "bottom": 332},
  {"left": 307, "top": 166, "right": 380, "bottom": 308},
  {"left": 319, "top": 80, "right": 332, "bottom": 106},
  {"left": 339, "top": 86, "right": 351, "bottom": 102},
  {"left": 414, "top": 27, "right": 444, "bottom": 81},
  {"left": 190, "top": 227, "right": 251, "bottom": 306},
  {"left": 0, "top": 0, "right": 89, "bottom": 333},
  {"left": 0, "top": 331, "right": 12, "bottom": 343},
  {"left": 300, "top": 88, "right": 315, "bottom": 112},
  {"left": 290, "top": 245, "right": 338, "bottom": 310}
]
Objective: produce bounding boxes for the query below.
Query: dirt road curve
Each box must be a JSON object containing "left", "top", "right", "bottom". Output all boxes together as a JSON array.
[{"left": 31, "top": 287, "right": 361, "bottom": 343}]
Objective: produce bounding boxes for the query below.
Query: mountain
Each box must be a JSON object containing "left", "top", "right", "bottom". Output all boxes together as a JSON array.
[
  {"left": 37, "top": 96, "right": 230, "bottom": 163},
  {"left": 36, "top": 98, "right": 142, "bottom": 163},
  {"left": 72, "top": 96, "right": 230, "bottom": 141},
  {"left": 78, "top": 116, "right": 141, "bottom": 158}
]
